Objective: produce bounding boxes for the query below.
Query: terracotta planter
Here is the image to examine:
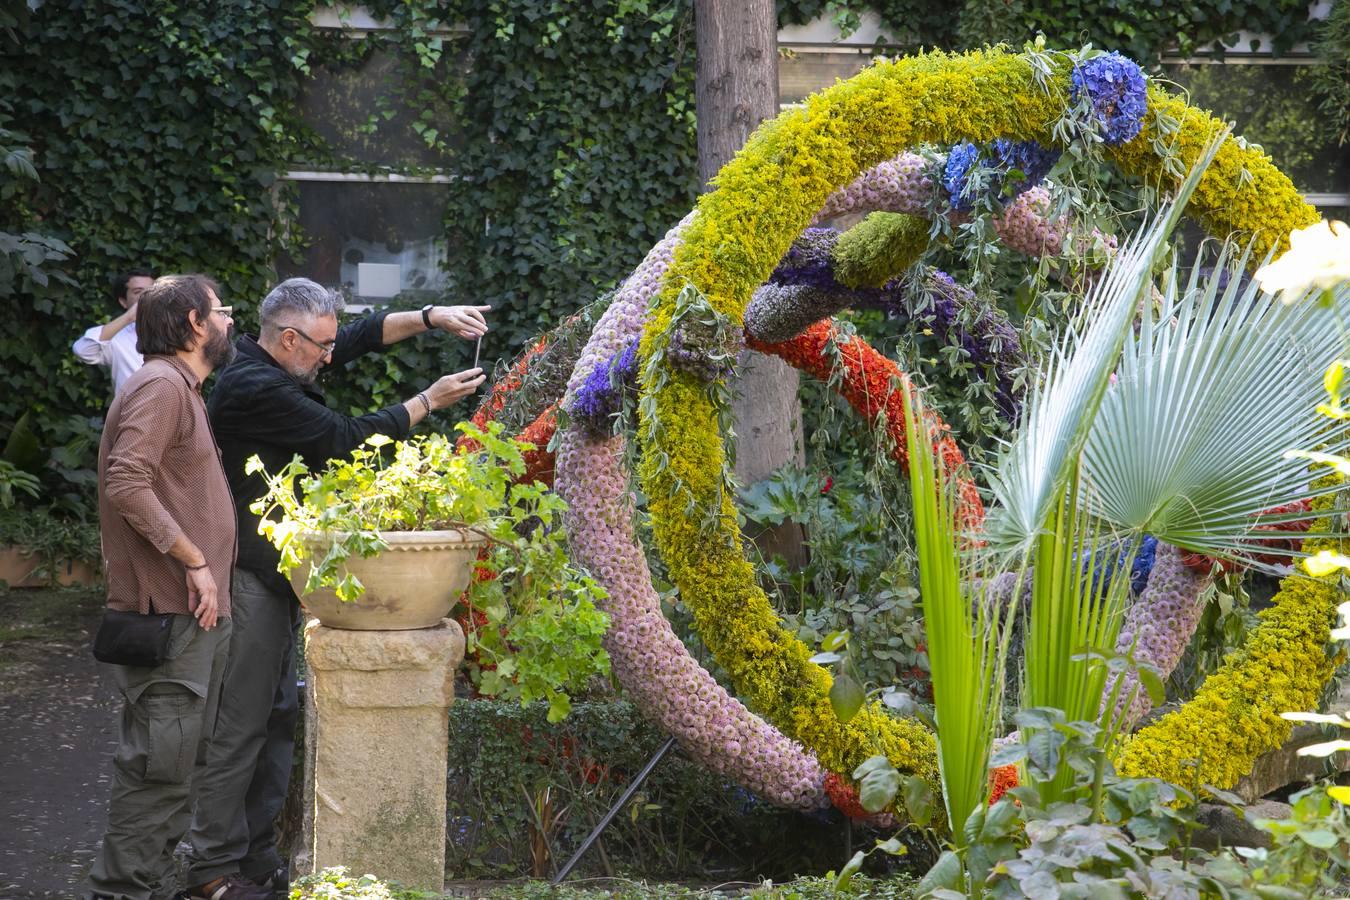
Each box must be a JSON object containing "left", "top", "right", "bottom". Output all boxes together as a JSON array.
[
  {"left": 0, "top": 545, "right": 101, "bottom": 588},
  {"left": 292, "top": 529, "right": 488, "bottom": 630}
]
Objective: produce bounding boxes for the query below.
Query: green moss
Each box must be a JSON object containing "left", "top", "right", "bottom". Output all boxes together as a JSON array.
[{"left": 833, "top": 213, "right": 932, "bottom": 289}]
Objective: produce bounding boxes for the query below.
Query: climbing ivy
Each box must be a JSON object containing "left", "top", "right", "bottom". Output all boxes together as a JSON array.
[
  {"left": 778, "top": 0, "right": 1317, "bottom": 60},
  {"left": 1, "top": 0, "right": 322, "bottom": 429},
  {"left": 0, "top": 0, "right": 1337, "bottom": 518},
  {"left": 325, "top": 0, "right": 699, "bottom": 415}
]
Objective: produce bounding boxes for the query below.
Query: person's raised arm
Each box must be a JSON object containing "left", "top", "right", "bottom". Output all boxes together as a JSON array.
[
  {"left": 401, "top": 368, "right": 486, "bottom": 427},
  {"left": 382, "top": 305, "right": 491, "bottom": 345},
  {"left": 99, "top": 303, "right": 137, "bottom": 341}
]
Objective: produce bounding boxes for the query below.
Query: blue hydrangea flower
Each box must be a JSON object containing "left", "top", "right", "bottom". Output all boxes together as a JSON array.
[
  {"left": 1070, "top": 52, "right": 1148, "bottom": 145},
  {"left": 1130, "top": 535, "right": 1159, "bottom": 595},
  {"left": 992, "top": 139, "right": 1061, "bottom": 194},
  {"left": 942, "top": 141, "right": 982, "bottom": 211},
  {"left": 944, "top": 140, "right": 1060, "bottom": 210}
]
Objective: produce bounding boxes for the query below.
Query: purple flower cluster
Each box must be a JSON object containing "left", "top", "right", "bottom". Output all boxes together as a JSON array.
[
  {"left": 943, "top": 140, "right": 1061, "bottom": 212},
  {"left": 666, "top": 318, "right": 742, "bottom": 382},
  {"left": 1070, "top": 52, "right": 1148, "bottom": 145},
  {"left": 1105, "top": 543, "right": 1211, "bottom": 728},
  {"left": 993, "top": 139, "right": 1062, "bottom": 192},
  {"left": 745, "top": 283, "right": 854, "bottom": 344},
  {"left": 570, "top": 340, "right": 639, "bottom": 437},
  {"left": 556, "top": 216, "right": 829, "bottom": 810},
  {"left": 773, "top": 227, "right": 841, "bottom": 291},
  {"left": 920, "top": 271, "right": 1024, "bottom": 414}
]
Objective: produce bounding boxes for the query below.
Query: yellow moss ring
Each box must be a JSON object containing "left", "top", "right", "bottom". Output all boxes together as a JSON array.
[{"left": 635, "top": 46, "right": 1321, "bottom": 793}]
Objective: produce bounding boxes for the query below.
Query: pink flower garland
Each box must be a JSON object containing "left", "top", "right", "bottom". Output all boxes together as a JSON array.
[
  {"left": 554, "top": 218, "right": 830, "bottom": 809},
  {"left": 808, "top": 152, "right": 1107, "bottom": 266},
  {"left": 1105, "top": 543, "right": 1212, "bottom": 729}
]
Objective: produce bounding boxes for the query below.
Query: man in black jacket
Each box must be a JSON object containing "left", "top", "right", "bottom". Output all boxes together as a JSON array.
[{"left": 184, "top": 278, "right": 488, "bottom": 897}]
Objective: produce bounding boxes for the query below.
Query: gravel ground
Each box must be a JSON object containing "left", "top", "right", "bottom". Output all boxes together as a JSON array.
[{"left": 0, "top": 587, "right": 119, "bottom": 898}]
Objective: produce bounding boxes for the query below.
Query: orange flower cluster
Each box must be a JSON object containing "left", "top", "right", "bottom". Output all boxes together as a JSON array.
[
  {"left": 987, "top": 764, "right": 1018, "bottom": 805},
  {"left": 750, "top": 320, "right": 985, "bottom": 532},
  {"left": 516, "top": 404, "right": 559, "bottom": 487}
]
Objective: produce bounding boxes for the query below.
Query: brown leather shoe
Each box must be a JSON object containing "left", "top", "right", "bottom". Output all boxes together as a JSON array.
[{"left": 184, "top": 875, "right": 273, "bottom": 900}]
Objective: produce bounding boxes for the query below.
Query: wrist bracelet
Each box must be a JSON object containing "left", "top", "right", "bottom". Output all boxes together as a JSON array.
[
  {"left": 185, "top": 562, "right": 208, "bottom": 571},
  {"left": 417, "top": 391, "right": 432, "bottom": 415}
]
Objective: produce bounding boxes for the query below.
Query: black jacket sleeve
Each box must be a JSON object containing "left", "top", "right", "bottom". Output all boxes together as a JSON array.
[{"left": 328, "top": 308, "right": 392, "bottom": 370}]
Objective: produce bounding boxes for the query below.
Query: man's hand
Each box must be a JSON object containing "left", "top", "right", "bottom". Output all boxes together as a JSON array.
[
  {"left": 425, "top": 367, "right": 486, "bottom": 409},
  {"left": 186, "top": 566, "right": 219, "bottom": 630},
  {"left": 429, "top": 305, "right": 491, "bottom": 339}
]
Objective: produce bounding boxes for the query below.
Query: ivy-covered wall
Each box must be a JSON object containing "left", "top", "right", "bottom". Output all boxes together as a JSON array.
[
  {"left": 1, "top": 0, "right": 1344, "bottom": 523},
  {"left": 778, "top": 0, "right": 1318, "bottom": 61},
  {"left": 0, "top": 0, "right": 700, "bottom": 502}
]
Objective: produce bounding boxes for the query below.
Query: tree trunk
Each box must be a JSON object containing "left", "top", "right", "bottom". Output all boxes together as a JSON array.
[{"left": 695, "top": 0, "right": 806, "bottom": 567}]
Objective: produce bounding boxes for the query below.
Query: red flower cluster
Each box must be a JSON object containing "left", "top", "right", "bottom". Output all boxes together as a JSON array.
[
  {"left": 461, "top": 336, "right": 551, "bottom": 446},
  {"left": 1179, "top": 499, "right": 1316, "bottom": 573},
  {"left": 824, "top": 771, "right": 874, "bottom": 819},
  {"left": 987, "top": 763, "right": 1018, "bottom": 805},
  {"left": 750, "top": 321, "right": 985, "bottom": 532}
]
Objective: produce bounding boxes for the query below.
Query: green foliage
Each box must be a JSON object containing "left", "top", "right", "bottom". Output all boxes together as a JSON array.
[
  {"left": 251, "top": 426, "right": 529, "bottom": 595},
  {"left": 739, "top": 465, "right": 928, "bottom": 693},
  {"left": 445, "top": 700, "right": 848, "bottom": 880},
  {"left": 0, "top": 462, "right": 39, "bottom": 510},
  {"left": 251, "top": 423, "right": 611, "bottom": 720},
  {"left": 291, "top": 867, "right": 437, "bottom": 900},
  {"left": 2, "top": 0, "right": 320, "bottom": 433},
  {"left": 903, "top": 389, "right": 1011, "bottom": 839},
  {"left": 777, "top": 0, "right": 959, "bottom": 50},
  {"left": 435, "top": 0, "right": 699, "bottom": 356},
  {"left": 780, "top": 0, "right": 1317, "bottom": 60},
  {"left": 464, "top": 482, "right": 613, "bottom": 723},
  {"left": 1309, "top": 0, "right": 1350, "bottom": 147}
]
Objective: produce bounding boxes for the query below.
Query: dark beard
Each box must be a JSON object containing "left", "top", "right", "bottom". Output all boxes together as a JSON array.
[{"left": 205, "top": 325, "right": 236, "bottom": 369}]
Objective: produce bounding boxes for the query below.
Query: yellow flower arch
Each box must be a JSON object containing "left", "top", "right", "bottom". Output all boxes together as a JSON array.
[{"left": 635, "top": 46, "right": 1332, "bottom": 795}]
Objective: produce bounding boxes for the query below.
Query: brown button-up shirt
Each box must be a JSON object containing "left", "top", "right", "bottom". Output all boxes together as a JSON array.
[{"left": 98, "top": 355, "right": 236, "bottom": 617}]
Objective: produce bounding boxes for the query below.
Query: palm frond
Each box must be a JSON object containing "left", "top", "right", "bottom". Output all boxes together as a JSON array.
[
  {"left": 982, "top": 133, "right": 1227, "bottom": 554},
  {"left": 1082, "top": 250, "right": 1350, "bottom": 565},
  {"left": 905, "top": 389, "right": 1010, "bottom": 839}
]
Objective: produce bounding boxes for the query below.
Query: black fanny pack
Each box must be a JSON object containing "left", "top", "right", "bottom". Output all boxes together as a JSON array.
[{"left": 93, "top": 610, "right": 175, "bottom": 668}]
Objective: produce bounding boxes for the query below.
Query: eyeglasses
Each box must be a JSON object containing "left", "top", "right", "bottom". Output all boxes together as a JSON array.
[
  {"left": 282, "top": 324, "right": 337, "bottom": 355},
  {"left": 211, "top": 305, "right": 234, "bottom": 317}
]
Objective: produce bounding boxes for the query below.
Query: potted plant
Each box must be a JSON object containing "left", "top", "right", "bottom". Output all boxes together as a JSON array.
[{"left": 249, "top": 422, "right": 610, "bottom": 719}]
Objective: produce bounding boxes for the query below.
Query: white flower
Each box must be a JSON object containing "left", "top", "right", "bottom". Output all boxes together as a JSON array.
[{"left": 1254, "top": 219, "right": 1350, "bottom": 301}]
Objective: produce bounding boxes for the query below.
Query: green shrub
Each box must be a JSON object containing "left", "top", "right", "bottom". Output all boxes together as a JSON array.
[{"left": 446, "top": 699, "right": 850, "bottom": 881}]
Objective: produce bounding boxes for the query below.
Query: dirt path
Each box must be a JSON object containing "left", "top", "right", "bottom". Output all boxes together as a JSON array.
[{"left": 0, "top": 588, "right": 118, "bottom": 898}]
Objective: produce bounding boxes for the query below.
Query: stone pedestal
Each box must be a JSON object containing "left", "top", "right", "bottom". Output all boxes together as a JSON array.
[{"left": 299, "top": 618, "right": 464, "bottom": 891}]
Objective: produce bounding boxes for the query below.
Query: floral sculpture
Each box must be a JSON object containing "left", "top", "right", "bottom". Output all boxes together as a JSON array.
[
  {"left": 468, "top": 45, "right": 1337, "bottom": 816},
  {"left": 633, "top": 45, "right": 1320, "bottom": 800}
]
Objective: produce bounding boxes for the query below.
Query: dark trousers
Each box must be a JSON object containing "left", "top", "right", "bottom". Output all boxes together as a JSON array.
[
  {"left": 186, "top": 568, "right": 299, "bottom": 884},
  {"left": 84, "top": 615, "right": 232, "bottom": 900}
]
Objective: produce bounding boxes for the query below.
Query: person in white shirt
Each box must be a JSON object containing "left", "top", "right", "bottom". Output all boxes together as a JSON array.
[{"left": 73, "top": 269, "right": 155, "bottom": 396}]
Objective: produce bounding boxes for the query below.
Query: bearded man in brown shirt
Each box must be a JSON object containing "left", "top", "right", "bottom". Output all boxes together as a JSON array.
[{"left": 84, "top": 275, "right": 267, "bottom": 900}]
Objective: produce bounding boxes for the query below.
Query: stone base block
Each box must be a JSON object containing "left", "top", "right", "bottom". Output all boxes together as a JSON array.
[{"left": 300, "top": 618, "right": 464, "bottom": 891}]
